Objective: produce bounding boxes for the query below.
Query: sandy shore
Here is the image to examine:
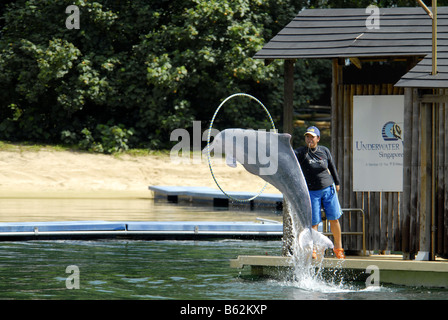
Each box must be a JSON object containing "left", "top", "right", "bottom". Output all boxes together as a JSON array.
[{"left": 0, "top": 148, "right": 281, "bottom": 198}]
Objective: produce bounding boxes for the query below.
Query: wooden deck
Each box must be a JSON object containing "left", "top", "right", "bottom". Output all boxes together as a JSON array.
[{"left": 230, "top": 254, "right": 448, "bottom": 288}]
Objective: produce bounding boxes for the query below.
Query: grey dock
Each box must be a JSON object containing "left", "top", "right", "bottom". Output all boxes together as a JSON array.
[{"left": 148, "top": 185, "right": 283, "bottom": 210}]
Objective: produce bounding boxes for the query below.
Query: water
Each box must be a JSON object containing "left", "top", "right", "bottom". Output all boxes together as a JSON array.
[
  {"left": 0, "top": 195, "right": 283, "bottom": 223},
  {"left": 0, "top": 239, "right": 447, "bottom": 300},
  {"left": 0, "top": 196, "right": 447, "bottom": 300}
]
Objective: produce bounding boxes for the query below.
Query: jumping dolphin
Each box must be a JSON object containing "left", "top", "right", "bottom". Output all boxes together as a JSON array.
[{"left": 204, "top": 128, "right": 333, "bottom": 254}]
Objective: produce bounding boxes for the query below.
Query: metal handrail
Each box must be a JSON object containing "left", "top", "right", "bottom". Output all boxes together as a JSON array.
[{"left": 322, "top": 208, "right": 366, "bottom": 256}]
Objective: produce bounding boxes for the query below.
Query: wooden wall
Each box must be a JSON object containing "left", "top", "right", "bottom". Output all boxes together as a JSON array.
[
  {"left": 330, "top": 63, "right": 448, "bottom": 258},
  {"left": 401, "top": 88, "right": 448, "bottom": 259},
  {"left": 434, "top": 89, "right": 448, "bottom": 259},
  {"left": 331, "top": 78, "right": 404, "bottom": 253}
]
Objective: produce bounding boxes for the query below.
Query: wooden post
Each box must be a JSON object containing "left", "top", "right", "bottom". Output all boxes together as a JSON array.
[
  {"left": 431, "top": 102, "right": 436, "bottom": 260},
  {"left": 409, "top": 88, "right": 420, "bottom": 259},
  {"left": 402, "top": 88, "right": 413, "bottom": 258},
  {"left": 331, "top": 59, "right": 342, "bottom": 164},
  {"left": 417, "top": 0, "right": 434, "bottom": 18},
  {"left": 444, "top": 92, "right": 448, "bottom": 257},
  {"left": 417, "top": 103, "right": 432, "bottom": 260},
  {"left": 402, "top": 88, "right": 419, "bottom": 260},
  {"left": 432, "top": 0, "right": 438, "bottom": 75},
  {"left": 437, "top": 96, "right": 444, "bottom": 257},
  {"left": 417, "top": 0, "right": 437, "bottom": 74},
  {"left": 283, "top": 59, "right": 295, "bottom": 135}
]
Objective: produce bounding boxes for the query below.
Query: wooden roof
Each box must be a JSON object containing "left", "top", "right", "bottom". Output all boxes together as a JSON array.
[{"left": 254, "top": 7, "right": 448, "bottom": 88}]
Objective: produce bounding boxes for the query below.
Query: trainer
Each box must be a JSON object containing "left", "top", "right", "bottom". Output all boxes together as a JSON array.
[{"left": 294, "top": 126, "right": 345, "bottom": 259}]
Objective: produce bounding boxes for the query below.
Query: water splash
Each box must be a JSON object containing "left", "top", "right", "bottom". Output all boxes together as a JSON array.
[
  {"left": 282, "top": 204, "right": 351, "bottom": 293},
  {"left": 279, "top": 220, "right": 393, "bottom": 297}
]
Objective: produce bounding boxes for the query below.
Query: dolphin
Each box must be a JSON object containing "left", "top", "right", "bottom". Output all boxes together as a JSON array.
[{"left": 204, "top": 128, "right": 333, "bottom": 254}]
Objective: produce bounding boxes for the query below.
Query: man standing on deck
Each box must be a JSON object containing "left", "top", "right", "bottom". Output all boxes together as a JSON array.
[{"left": 294, "top": 126, "right": 345, "bottom": 259}]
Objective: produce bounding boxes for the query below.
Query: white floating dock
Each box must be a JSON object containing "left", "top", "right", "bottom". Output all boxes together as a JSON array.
[{"left": 0, "top": 220, "right": 283, "bottom": 241}]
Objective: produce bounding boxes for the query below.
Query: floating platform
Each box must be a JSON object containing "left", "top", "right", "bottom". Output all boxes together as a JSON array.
[
  {"left": 230, "top": 255, "right": 448, "bottom": 288},
  {"left": 148, "top": 186, "right": 283, "bottom": 210},
  {"left": 0, "top": 220, "right": 283, "bottom": 241}
]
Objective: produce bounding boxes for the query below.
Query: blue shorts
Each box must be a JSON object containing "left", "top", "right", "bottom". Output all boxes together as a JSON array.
[{"left": 309, "top": 185, "right": 342, "bottom": 226}]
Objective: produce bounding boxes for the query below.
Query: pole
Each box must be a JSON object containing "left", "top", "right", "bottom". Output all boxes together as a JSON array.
[
  {"left": 283, "top": 60, "right": 295, "bottom": 135},
  {"left": 416, "top": 0, "right": 437, "bottom": 75},
  {"left": 417, "top": 0, "right": 433, "bottom": 18},
  {"left": 432, "top": 0, "right": 438, "bottom": 75},
  {"left": 431, "top": 101, "right": 436, "bottom": 260}
]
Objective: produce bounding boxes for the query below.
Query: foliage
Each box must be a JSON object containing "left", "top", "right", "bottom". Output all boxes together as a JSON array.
[
  {"left": 1, "top": 0, "right": 434, "bottom": 152},
  {"left": 308, "top": 0, "right": 448, "bottom": 8},
  {"left": 1, "top": 0, "right": 315, "bottom": 151},
  {"left": 61, "top": 123, "right": 133, "bottom": 154}
]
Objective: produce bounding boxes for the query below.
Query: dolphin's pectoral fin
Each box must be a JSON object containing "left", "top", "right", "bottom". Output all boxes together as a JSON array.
[
  {"left": 311, "top": 229, "right": 334, "bottom": 250},
  {"left": 225, "top": 155, "right": 237, "bottom": 168}
]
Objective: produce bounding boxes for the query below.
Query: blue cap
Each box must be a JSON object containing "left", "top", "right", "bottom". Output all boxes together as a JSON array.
[{"left": 304, "top": 126, "right": 320, "bottom": 137}]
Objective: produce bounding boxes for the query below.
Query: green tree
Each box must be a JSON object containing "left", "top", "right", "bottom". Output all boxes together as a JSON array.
[
  {"left": 2, "top": 0, "right": 363, "bottom": 151},
  {"left": 1, "top": 0, "right": 317, "bottom": 150},
  {"left": 308, "top": 0, "right": 448, "bottom": 8}
]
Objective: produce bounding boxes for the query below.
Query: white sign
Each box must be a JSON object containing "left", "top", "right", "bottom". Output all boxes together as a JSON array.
[{"left": 353, "top": 95, "right": 404, "bottom": 192}]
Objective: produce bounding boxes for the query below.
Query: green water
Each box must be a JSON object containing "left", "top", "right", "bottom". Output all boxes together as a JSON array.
[
  {"left": 0, "top": 197, "right": 447, "bottom": 301},
  {"left": 0, "top": 239, "right": 447, "bottom": 300}
]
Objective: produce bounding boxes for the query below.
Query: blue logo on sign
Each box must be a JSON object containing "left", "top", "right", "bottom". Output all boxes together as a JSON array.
[{"left": 382, "top": 121, "right": 402, "bottom": 141}]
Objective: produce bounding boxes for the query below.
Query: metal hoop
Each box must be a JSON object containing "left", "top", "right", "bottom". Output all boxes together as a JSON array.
[{"left": 206, "top": 93, "right": 276, "bottom": 202}]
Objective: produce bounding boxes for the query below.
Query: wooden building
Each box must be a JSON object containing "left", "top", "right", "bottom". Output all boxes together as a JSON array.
[{"left": 254, "top": 7, "right": 448, "bottom": 259}]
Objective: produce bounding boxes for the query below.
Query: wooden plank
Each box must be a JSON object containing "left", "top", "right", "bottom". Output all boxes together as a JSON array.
[
  {"left": 348, "top": 86, "right": 355, "bottom": 200},
  {"left": 393, "top": 193, "right": 401, "bottom": 251},
  {"left": 362, "top": 192, "right": 369, "bottom": 251},
  {"left": 437, "top": 97, "right": 444, "bottom": 255},
  {"left": 373, "top": 192, "right": 381, "bottom": 251},
  {"left": 283, "top": 60, "right": 295, "bottom": 135},
  {"left": 355, "top": 85, "right": 366, "bottom": 250},
  {"left": 410, "top": 88, "right": 420, "bottom": 257},
  {"left": 401, "top": 88, "right": 413, "bottom": 255},
  {"left": 432, "top": 0, "right": 438, "bottom": 76},
  {"left": 337, "top": 83, "right": 344, "bottom": 196},
  {"left": 387, "top": 192, "right": 394, "bottom": 251},
  {"left": 341, "top": 85, "right": 351, "bottom": 249},
  {"left": 331, "top": 59, "right": 341, "bottom": 165},
  {"left": 444, "top": 90, "right": 448, "bottom": 257},
  {"left": 381, "top": 192, "right": 388, "bottom": 251},
  {"left": 391, "top": 86, "right": 402, "bottom": 251},
  {"left": 419, "top": 103, "right": 432, "bottom": 256},
  {"left": 387, "top": 192, "right": 393, "bottom": 251},
  {"left": 421, "top": 94, "right": 448, "bottom": 103},
  {"left": 343, "top": 85, "right": 351, "bottom": 207},
  {"left": 358, "top": 192, "right": 365, "bottom": 250},
  {"left": 364, "top": 191, "right": 371, "bottom": 251},
  {"left": 349, "top": 85, "right": 357, "bottom": 249},
  {"left": 351, "top": 85, "right": 364, "bottom": 252},
  {"left": 360, "top": 85, "right": 369, "bottom": 251}
]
